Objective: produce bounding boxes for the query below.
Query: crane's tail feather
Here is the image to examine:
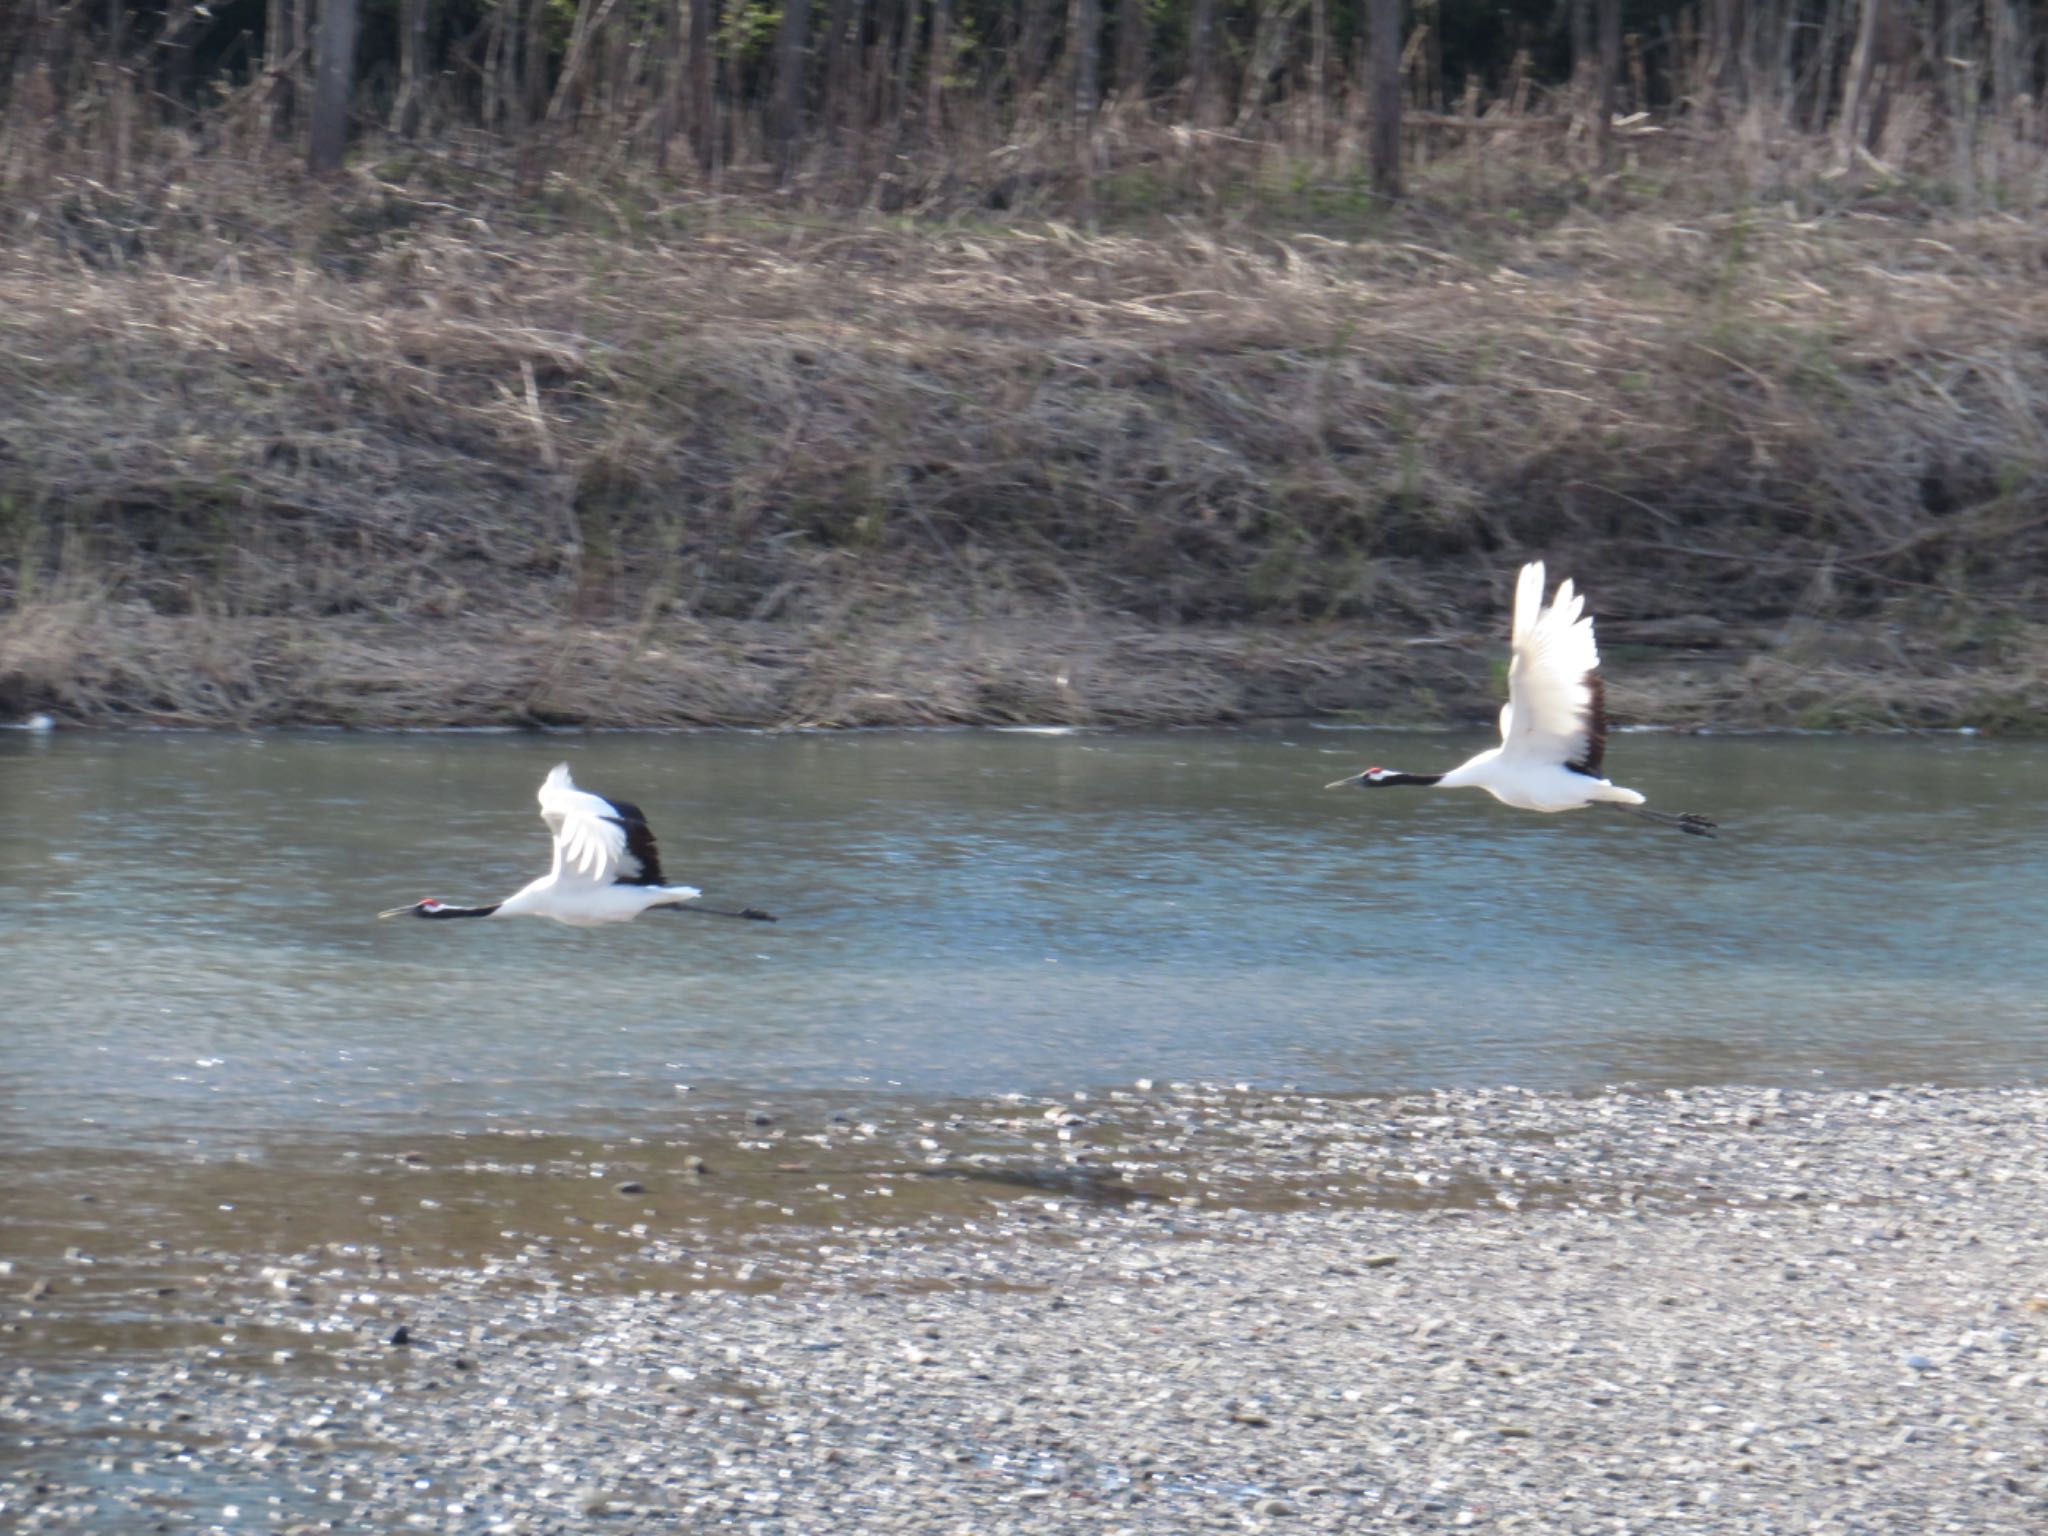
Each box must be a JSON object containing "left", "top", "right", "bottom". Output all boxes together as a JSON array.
[{"left": 1591, "top": 782, "right": 1647, "bottom": 806}]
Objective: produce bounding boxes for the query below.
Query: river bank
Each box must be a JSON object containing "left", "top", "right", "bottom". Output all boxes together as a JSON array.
[
  {"left": 5, "top": 167, "right": 2048, "bottom": 732},
  {"left": 6, "top": 1084, "right": 2047, "bottom": 1533}
]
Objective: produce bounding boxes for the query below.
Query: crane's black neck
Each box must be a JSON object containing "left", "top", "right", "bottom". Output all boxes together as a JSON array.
[
  {"left": 419, "top": 903, "right": 501, "bottom": 919},
  {"left": 1372, "top": 771, "right": 1443, "bottom": 787}
]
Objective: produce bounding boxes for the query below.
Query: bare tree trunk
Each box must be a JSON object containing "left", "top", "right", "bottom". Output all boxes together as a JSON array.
[
  {"left": 546, "top": 0, "right": 620, "bottom": 124},
  {"left": 603, "top": 4, "right": 632, "bottom": 128},
  {"left": 308, "top": 0, "right": 359, "bottom": 171},
  {"left": 1944, "top": 0, "right": 1979, "bottom": 208},
  {"left": 1704, "top": 0, "right": 1746, "bottom": 117},
  {"left": 1185, "top": 0, "right": 1216, "bottom": 123},
  {"left": 1237, "top": 0, "right": 1305, "bottom": 128},
  {"left": 866, "top": 0, "right": 895, "bottom": 128},
  {"left": 294, "top": 0, "right": 313, "bottom": 123},
  {"left": 1308, "top": 0, "right": 1328, "bottom": 146},
  {"left": 1836, "top": 0, "right": 1883, "bottom": 164},
  {"left": 103, "top": 0, "right": 129, "bottom": 179},
  {"left": 1414, "top": 0, "right": 1439, "bottom": 113},
  {"left": 1761, "top": 0, "right": 1790, "bottom": 113},
  {"left": 1569, "top": 0, "right": 1592, "bottom": 96},
  {"left": 1802, "top": 0, "right": 1842, "bottom": 132},
  {"left": 1070, "top": 0, "right": 1099, "bottom": 121},
  {"left": 1595, "top": 0, "right": 1619, "bottom": 169},
  {"left": 655, "top": 0, "right": 680, "bottom": 167},
  {"left": 890, "top": 0, "right": 919, "bottom": 132},
  {"left": 927, "top": 0, "right": 951, "bottom": 128},
  {"left": 1566, "top": 0, "right": 1598, "bottom": 158},
  {"left": 1115, "top": 0, "right": 1148, "bottom": 103},
  {"left": 522, "top": 0, "right": 548, "bottom": 125},
  {"left": 482, "top": 0, "right": 505, "bottom": 130},
  {"left": 516, "top": 0, "right": 548, "bottom": 187},
  {"left": 1018, "top": 0, "right": 1051, "bottom": 106},
  {"left": 1368, "top": 0, "right": 1400, "bottom": 195},
  {"left": 264, "top": 0, "right": 290, "bottom": 135},
  {"left": 391, "top": 0, "right": 429, "bottom": 136},
  {"left": 1069, "top": 0, "right": 1098, "bottom": 217},
  {"left": 772, "top": 0, "right": 809, "bottom": 171},
  {"left": 823, "top": 0, "right": 853, "bottom": 129},
  {"left": 1348, "top": 24, "right": 1369, "bottom": 144},
  {"left": 689, "top": 0, "right": 713, "bottom": 168},
  {"left": 1990, "top": 0, "right": 2020, "bottom": 121}
]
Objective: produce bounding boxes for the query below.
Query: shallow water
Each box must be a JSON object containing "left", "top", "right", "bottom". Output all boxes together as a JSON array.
[{"left": 3, "top": 726, "right": 2045, "bottom": 1160}]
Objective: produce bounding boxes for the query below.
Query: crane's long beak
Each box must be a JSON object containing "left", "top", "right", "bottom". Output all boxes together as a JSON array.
[
  {"left": 376, "top": 904, "right": 415, "bottom": 920},
  {"left": 1324, "top": 772, "right": 1366, "bottom": 790}
]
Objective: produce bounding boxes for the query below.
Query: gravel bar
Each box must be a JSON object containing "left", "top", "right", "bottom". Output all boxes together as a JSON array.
[{"left": 7, "top": 1083, "right": 2048, "bottom": 1533}]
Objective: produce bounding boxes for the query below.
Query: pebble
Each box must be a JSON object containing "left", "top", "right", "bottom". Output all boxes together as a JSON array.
[{"left": 7, "top": 1084, "right": 2048, "bottom": 1535}]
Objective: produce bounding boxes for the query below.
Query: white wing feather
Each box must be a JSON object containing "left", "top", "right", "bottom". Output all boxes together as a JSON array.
[
  {"left": 538, "top": 763, "right": 632, "bottom": 886},
  {"left": 1498, "top": 561, "right": 1601, "bottom": 769}
]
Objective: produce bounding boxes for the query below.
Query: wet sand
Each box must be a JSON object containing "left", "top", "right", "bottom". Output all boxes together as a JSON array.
[{"left": 6, "top": 1083, "right": 2048, "bottom": 1533}]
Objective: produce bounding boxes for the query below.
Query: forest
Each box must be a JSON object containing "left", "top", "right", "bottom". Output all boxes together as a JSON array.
[{"left": 0, "top": 0, "right": 2029, "bottom": 203}]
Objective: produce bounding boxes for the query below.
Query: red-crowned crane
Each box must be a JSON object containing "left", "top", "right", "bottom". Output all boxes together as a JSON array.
[
  {"left": 1326, "top": 562, "right": 1717, "bottom": 837},
  {"left": 379, "top": 763, "right": 778, "bottom": 925}
]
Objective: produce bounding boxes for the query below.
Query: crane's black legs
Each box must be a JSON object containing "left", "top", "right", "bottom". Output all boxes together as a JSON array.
[
  {"left": 1609, "top": 805, "right": 1719, "bottom": 838},
  {"left": 667, "top": 903, "right": 780, "bottom": 922}
]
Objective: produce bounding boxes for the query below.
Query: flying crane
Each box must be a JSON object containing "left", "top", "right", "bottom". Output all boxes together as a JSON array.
[
  {"left": 1326, "top": 562, "right": 1717, "bottom": 836},
  {"left": 378, "top": 763, "right": 779, "bottom": 925}
]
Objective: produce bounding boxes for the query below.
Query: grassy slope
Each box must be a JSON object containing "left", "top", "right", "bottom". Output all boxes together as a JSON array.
[{"left": 4, "top": 151, "right": 2047, "bottom": 730}]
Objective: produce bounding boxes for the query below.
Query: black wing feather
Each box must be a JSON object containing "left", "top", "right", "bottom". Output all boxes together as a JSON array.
[
  {"left": 1564, "top": 671, "right": 1608, "bottom": 779},
  {"left": 599, "top": 795, "right": 668, "bottom": 887}
]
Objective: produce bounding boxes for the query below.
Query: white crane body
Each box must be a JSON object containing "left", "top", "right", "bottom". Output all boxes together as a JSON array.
[
  {"left": 380, "top": 763, "right": 776, "bottom": 925},
  {"left": 1328, "top": 562, "right": 1713, "bottom": 836}
]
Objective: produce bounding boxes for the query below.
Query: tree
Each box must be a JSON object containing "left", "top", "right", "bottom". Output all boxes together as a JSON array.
[
  {"left": 1185, "top": 0, "right": 1217, "bottom": 123},
  {"left": 390, "top": 0, "right": 430, "bottom": 138},
  {"left": 655, "top": 0, "right": 681, "bottom": 169},
  {"left": 1115, "top": 0, "right": 1148, "bottom": 102},
  {"left": 522, "top": 0, "right": 549, "bottom": 125},
  {"left": 1596, "top": 0, "right": 1619, "bottom": 170},
  {"left": 929, "top": 0, "right": 953, "bottom": 127},
  {"left": 689, "top": 0, "right": 714, "bottom": 169},
  {"left": 1367, "top": 0, "right": 1400, "bottom": 196},
  {"left": 1837, "top": 0, "right": 1897, "bottom": 166},
  {"left": 1237, "top": 0, "right": 1306, "bottom": 127},
  {"left": 772, "top": 0, "right": 810, "bottom": 169},
  {"left": 308, "top": 0, "right": 360, "bottom": 172},
  {"left": 1070, "top": 0, "right": 1100, "bottom": 216},
  {"left": 1070, "top": 0, "right": 1100, "bottom": 130}
]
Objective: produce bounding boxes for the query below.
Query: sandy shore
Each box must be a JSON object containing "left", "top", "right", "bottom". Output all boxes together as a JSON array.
[{"left": 7, "top": 1084, "right": 2048, "bottom": 1533}]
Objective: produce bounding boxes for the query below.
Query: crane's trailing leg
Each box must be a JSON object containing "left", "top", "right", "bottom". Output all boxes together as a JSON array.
[
  {"left": 1608, "top": 804, "right": 1719, "bottom": 838},
  {"left": 667, "top": 903, "right": 779, "bottom": 921}
]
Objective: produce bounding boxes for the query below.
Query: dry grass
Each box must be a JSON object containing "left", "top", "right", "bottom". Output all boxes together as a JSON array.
[{"left": 5, "top": 131, "right": 2048, "bottom": 728}]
